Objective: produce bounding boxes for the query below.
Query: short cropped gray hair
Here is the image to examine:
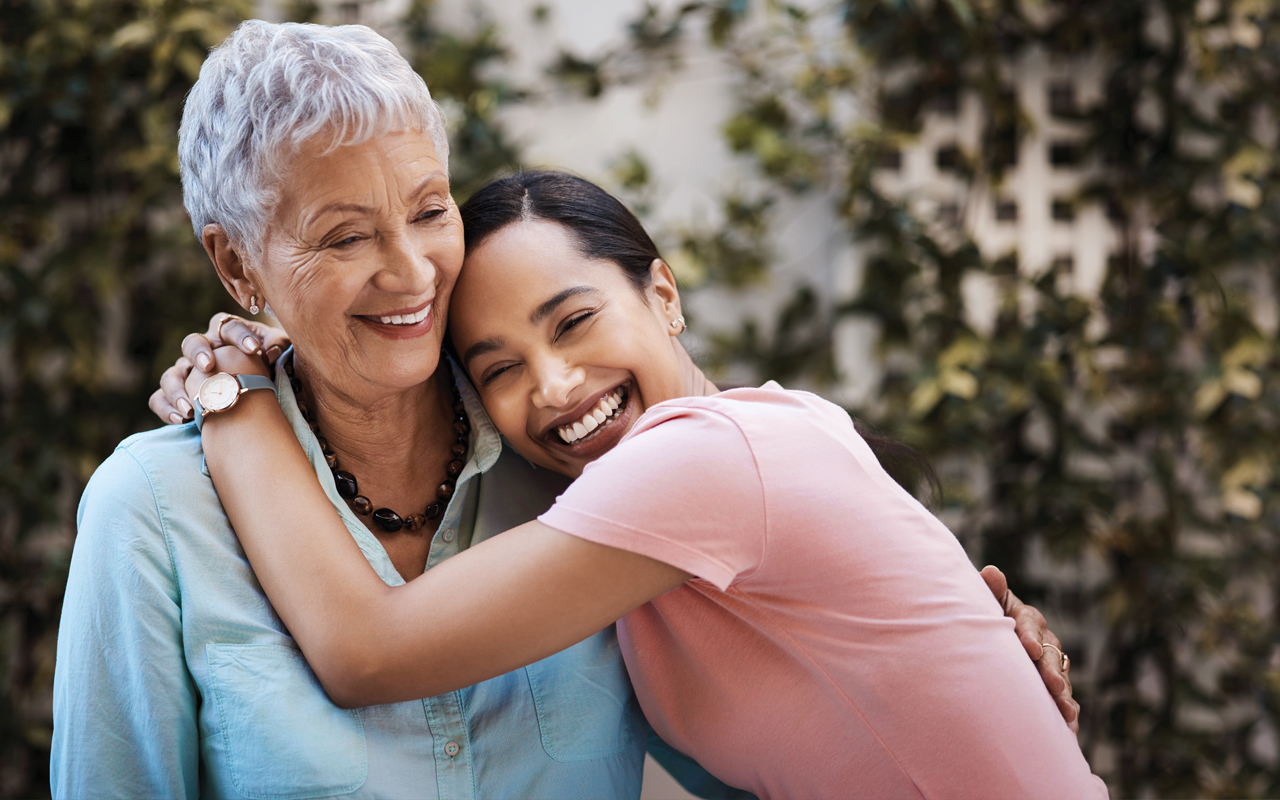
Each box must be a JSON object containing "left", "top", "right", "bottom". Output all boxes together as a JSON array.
[{"left": 179, "top": 21, "right": 449, "bottom": 253}]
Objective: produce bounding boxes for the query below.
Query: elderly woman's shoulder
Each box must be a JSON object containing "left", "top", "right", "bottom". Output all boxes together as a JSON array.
[{"left": 78, "top": 422, "right": 213, "bottom": 529}]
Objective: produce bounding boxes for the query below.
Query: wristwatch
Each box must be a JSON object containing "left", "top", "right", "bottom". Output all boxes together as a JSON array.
[{"left": 194, "top": 373, "right": 278, "bottom": 431}]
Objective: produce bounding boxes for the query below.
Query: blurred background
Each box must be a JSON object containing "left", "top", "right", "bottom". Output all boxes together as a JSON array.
[{"left": 3, "top": 0, "right": 1280, "bottom": 797}]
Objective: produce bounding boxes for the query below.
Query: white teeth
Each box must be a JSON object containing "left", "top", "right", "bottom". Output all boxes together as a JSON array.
[
  {"left": 555, "top": 386, "right": 628, "bottom": 446},
  {"left": 375, "top": 307, "right": 429, "bottom": 325}
]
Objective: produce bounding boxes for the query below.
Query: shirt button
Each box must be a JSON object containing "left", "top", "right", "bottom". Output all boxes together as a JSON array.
[
  {"left": 444, "top": 741, "right": 460, "bottom": 757},
  {"left": 442, "top": 529, "right": 455, "bottom": 542}
]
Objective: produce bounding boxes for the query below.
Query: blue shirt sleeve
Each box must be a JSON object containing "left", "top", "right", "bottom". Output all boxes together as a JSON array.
[{"left": 51, "top": 446, "right": 200, "bottom": 799}]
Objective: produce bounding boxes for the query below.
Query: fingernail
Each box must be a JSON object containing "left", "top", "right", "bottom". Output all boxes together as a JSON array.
[
  {"left": 177, "top": 398, "right": 193, "bottom": 417},
  {"left": 243, "top": 336, "right": 260, "bottom": 353},
  {"left": 169, "top": 412, "right": 184, "bottom": 424},
  {"left": 197, "top": 353, "right": 213, "bottom": 371}
]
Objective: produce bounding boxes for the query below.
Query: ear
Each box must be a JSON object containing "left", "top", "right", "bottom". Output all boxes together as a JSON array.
[
  {"left": 202, "top": 224, "right": 261, "bottom": 313},
  {"left": 647, "top": 258, "right": 683, "bottom": 331}
]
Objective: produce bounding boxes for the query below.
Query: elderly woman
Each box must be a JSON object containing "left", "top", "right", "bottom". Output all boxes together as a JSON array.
[{"left": 50, "top": 22, "right": 651, "bottom": 800}]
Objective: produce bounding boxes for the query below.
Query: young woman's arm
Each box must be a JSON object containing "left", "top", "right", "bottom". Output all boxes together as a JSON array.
[{"left": 194, "top": 348, "right": 688, "bottom": 707}]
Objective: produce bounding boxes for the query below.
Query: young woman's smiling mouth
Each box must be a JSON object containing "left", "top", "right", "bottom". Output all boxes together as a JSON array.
[{"left": 542, "top": 381, "right": 637, "bottom": 459}]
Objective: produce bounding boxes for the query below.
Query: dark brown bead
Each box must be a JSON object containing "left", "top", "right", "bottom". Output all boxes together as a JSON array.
[
  {"left": 316, "top": 436, "right": 330, "bottom": 454},
  {"left": 453, "top": 420, "right": 469, "bottom": 437},
  {"left": 404, "top": 513, "right": 426, "bottom": 532},
  {"left": 324, "top": 452, "right": 338, "bottom": 470},
  {"left": 296, "top": 400, "right": 309, "bottom": 416},
  {"left": 451, "top": 442, "right": 467, "bottom": 457},
  {"left": 334, "top": 470, "right": 358, "bottom": 499},
  {"left": 373, "top": 508, "right": 403, "bottom": 532},
  {"left": 425, "top": 502, "right": 443, "bottom": 520},
  {"left": 290, "top": 379, "right": 302, "bottom": 395},
  {"left": 436, "top": 482, "right": 453, "bottom": 501},
  {"left": 446, "top": 459, "right": 464, "bottom": 477},
  {"left": 453, "top": 400, "right": 465, "bottom": 414},
  {"left": 352, "top": 496, "right": 373, "bottom": 516}
]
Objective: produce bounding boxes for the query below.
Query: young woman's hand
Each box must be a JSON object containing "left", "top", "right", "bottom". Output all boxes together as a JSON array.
[
  {"left": 982, "top": 565, "right": 1080, "bottom": 735},
  {"left": 148, "top": 314, "right": 290, "bottom": 424},
  {"left": 182, "top": 345, "right": 272, "bottom": 402}
]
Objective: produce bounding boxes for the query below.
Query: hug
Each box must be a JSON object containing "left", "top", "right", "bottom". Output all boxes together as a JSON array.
[{"left": 52, "top": 20, "right": 1104, "bottom": 800}]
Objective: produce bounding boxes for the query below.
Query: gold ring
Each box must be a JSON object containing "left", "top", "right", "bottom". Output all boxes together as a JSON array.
[
  {"left": 1040, "top": 642, "right": 1068, "bottom": 670},
  {"left": 215, "top": 314, "right": 243, "bottom": 344}
]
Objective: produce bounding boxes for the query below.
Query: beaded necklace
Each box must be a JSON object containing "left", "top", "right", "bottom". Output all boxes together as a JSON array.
[{"left": 283, "top": 353, "right": 470, "bottom": 534}]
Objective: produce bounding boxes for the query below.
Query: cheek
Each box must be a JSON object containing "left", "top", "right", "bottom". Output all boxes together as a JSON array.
[{"left": 262, "top": 256, "right": 360, "bottom": 343}]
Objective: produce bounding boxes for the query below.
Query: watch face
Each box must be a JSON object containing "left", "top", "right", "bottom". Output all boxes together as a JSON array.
[{"left": 199, "top": 373, "right": 241, "bottom": 412}]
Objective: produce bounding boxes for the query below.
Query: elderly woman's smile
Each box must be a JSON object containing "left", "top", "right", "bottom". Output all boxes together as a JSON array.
[{"left": 252, "top": 130, "right": 464, "bottom": 397}]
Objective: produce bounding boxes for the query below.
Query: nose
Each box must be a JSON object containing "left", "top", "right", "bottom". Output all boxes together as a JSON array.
[
  {"left": 530, "top": 355, "right": 585, "bottom": 410},
  {"left": 372, "top": 232, "right": 436, "bottom": 296}
]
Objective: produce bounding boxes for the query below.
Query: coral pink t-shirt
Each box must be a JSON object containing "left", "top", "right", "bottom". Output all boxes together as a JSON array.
[{"left": 539, "top": 384, "right": 1107, "bottom": 800}]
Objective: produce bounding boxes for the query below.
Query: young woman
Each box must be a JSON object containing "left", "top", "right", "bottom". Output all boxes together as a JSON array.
[{"left": 174, "top": 172, "right": 1105, "bottom": 798}]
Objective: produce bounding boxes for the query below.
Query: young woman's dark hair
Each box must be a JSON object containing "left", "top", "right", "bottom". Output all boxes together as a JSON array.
[
  {"left": 460, "top": 170, "right": 659, "bottom": 292},
  {"left": 457, "top": 170, "right": 940, "bottom": 504}
]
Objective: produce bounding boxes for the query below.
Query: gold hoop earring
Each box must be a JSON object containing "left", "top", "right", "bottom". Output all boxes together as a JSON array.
[
  {"left": 669, "top": 315, "right": 686, "bottom": 334},
  {"left": 249, "top": 295, "right": 260, "bottom": 316}
]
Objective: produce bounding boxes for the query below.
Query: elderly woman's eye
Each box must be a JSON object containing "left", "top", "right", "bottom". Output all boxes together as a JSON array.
[
  {"left": 332, "top": 234, "right": 362, "bottom": 247},
  {"left": 416, "top": 208, "right": 446, "bottom": 222}
]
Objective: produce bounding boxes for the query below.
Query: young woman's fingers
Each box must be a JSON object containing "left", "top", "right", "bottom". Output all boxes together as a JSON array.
[
  {"left": 254, "top": 322, "right": 291, "bottom": 353},
  {"left": 149, "top": 388, "right": 186, "bottom": 426},
  {"left": 159, "top": 359, "right": 196, "bottom": 420},
  {"left": 210, "top": 315, "right": 263, "bottom": 355},
  {"left": 182, "top": 332, "right": 218, "bottom": 373}
]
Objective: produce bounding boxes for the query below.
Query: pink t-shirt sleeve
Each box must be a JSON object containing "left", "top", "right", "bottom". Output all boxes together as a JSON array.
[{"left": 538, "top": 404, "right": 766, "bottom": 590}]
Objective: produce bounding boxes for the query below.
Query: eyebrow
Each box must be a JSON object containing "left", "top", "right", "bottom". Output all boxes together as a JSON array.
[
  {"left": 462, "top": 338, "right": 506, "bottom": 371},
  {"left": 530, "top": 286, "right": 598, "bottom": 325},
  {"left": 305, "top": 171, "right": 449, "bottom": 228}
]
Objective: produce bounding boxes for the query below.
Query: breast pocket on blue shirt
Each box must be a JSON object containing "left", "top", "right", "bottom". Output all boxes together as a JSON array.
[
  {"left": 523, "top": 631, "right": 637, "bottom": 762},
  {"left": 207, "top": 643, "right": 367, "bottom": 799}
]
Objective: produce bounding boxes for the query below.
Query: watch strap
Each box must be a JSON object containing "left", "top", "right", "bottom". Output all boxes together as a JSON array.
[{"left": 237, "top": 374, "right": 277, "bottom": 394}]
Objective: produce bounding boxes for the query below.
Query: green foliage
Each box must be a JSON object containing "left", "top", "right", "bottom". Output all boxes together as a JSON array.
[
  {"left": 562, "top": 0, "right": 1280, "bottom": 795},
  {"left": 401, "top": 0, "right": 522, "bottom": 199},
  {"left": 0, "top": 2, "right": 522, "bottom": 795}
]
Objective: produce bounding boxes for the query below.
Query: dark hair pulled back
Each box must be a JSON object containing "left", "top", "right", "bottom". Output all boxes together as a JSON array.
[
  {"left": 457, "top": 170, "right": 940, "bottom": 505},
  {"left": 458, "top": 170, "right": 660, "bottom": 293}
]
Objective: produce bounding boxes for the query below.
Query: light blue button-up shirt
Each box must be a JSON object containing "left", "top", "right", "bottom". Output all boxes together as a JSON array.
[{"left": 51, "top": 360, "right": 648, "bottom": 799}]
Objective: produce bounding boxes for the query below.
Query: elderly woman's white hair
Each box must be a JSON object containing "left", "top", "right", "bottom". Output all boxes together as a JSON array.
[{"left": 179, "top": 20, "right": 449, "bottom": 254}]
